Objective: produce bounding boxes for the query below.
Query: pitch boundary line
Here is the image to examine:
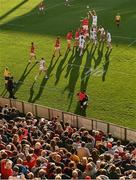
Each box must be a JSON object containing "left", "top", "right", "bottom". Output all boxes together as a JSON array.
[
  {"left": 128, "top": 39, "right": 136, "bottom": 47},
  {"left": 113, "top": 35, "right": 136, "bottom": 40}
]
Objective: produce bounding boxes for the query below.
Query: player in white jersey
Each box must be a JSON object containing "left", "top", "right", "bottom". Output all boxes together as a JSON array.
[
  {"left": 98, "top": 25, "right": 106, "bottom": 42},
  {"left": 106, "top": 31, "right": 112, "bottom": 49},
  {"left": 65, "top": 0, "right": 70, "bottom": 6},
  {"left": 79, "top": 36, "right": 85, "bottom": 56},
  {"left": 35, "top": 58, "right": 48, "bottom": 81},
  {"left": 89, "top": 10, "right": 98, "bottom": 27},
  {"left": 90, "top": 28, "right": 97, "bottom": 46}
]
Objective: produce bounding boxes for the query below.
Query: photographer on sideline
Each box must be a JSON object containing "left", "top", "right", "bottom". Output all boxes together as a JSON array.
[
  {"left": 77, "top": 90, "right": 88, "bottom": 109},
  {"left": 7, "top": 77, "right": 16, "bottom": 99}
]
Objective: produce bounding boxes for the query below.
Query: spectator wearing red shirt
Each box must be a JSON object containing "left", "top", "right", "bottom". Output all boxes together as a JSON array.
[{"left": 1, "top": 159, "right": 13, "bottom": 179}]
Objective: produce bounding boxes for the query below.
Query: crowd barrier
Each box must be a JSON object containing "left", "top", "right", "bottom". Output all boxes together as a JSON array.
[{"left": 0, "top": 97, "right": 136, "bottom": 142}]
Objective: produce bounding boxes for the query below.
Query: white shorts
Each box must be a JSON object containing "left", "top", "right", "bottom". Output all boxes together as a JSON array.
[
  {"left": 39, "top": 7, "right": 44, "bottom": 11},
  {"left": 92, "top": 22, "right": 97, "bottom": 27},
  {"left": 79, "top": 45, "right": 84, "bottom": 49},
  {"left": 30, "top": 53, "right": 36, "bottom": 57},
  {"left": 107, "top": 40, "right": 111, "bottom": 43},
  {"left": 75, "top": 37, "right": 79, "bottom": 40},
  {"left": 39, "top": 67, "right": 46, "bottom": 71},
  {"left": 55, "top": 46, "right": 60, "bottom": 50},
  {"left": 82, "top": 25, "right": 88, "bottom": 31}
]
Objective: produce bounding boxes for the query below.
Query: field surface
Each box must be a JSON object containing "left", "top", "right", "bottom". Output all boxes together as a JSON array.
[{"left": 0, "top": 0, "right": 136, "bottom": 129}]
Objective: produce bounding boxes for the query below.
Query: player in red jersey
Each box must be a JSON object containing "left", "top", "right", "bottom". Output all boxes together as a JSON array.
[
  {"left": 81, "top": 17, "right": 89, "bottom": 31},
  {"left": 74, "top": 29, "right": 80, "bottom": 47},
  {"left": 38, "top": 0, "right": 45, "bottom": 15},
  {"left": 66, "top": 31, "right": 73, "bottom": 50},
  {"left": 29, "top": 42, "right": 37, "bottom": 63},
  {"left": 52, "top": 37, "right": 62, "bottom": 58}
]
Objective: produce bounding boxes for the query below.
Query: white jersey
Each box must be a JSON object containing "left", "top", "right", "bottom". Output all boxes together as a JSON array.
[
  {"left": 92, "top": 15, "right": 97, "bottom": 26},
  {"left": 107, "top": 32, "right": 111, "bottom": 42},
  {"left": 90, "top": 29, "right": 97, "bottom": 40},
  {"left": 79, "top": 34, "right": 85, "bottom": 42},
  {"left": 39, "top": 59, "right": 45, "bottom": 70},
  {"left": 79, "top": 38, "right": 85, "bottom": 48}
]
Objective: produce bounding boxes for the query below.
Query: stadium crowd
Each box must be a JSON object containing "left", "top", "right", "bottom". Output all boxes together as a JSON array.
[{"left": 0, "top": 104, "right": 136, "bottom": 180}]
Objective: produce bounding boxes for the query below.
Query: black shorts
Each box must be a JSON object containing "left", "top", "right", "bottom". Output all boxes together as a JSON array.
[
  {"left": 5, "top": 77, "right": 10, "bottom": 80},
  {"left": 116, "top": 20, "right": 120, "bottom": 24}
]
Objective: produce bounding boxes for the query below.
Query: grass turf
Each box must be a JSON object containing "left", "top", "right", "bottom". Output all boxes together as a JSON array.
[{"left": 0, "top": 0, "right": 136, "bottom": 129}]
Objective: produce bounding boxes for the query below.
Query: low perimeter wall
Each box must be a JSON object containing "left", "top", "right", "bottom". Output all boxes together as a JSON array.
[{"left": 0, "top": 97, "right": 136, "bottom": 142}]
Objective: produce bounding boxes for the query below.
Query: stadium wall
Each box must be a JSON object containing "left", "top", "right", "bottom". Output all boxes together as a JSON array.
[{"left": 0, "top": 97, "right": 136, "bottom": 142}]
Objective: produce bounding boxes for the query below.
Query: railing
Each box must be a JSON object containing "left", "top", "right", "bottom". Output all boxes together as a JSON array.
[{"left": 0, "top": 97, "right": 136, "bottom": 142}]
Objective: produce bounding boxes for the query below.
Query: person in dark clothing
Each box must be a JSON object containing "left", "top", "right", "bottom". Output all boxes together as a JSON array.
[{"left": 6, "top": 77, "right": 16, "bottom": 99}]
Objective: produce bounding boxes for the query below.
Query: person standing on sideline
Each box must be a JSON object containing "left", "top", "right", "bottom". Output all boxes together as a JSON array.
[
  {"left": 115, "top": 13, "right": 121, "bottom": 28},
  {"left": 7, "top": 77, "right": 16, "bottom": 99},
  {"left": 3, "top": 67, "right": 12, "bottom": 86},
  {"left": 77, "top": 90, "right": 88, "bottom": 109}
]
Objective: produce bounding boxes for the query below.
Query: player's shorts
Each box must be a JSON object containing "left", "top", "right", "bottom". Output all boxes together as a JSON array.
[
  {"left": 55, "top": 46, "right": 60, "bottom": 50},
  {"left": 82, "top": 25, "right": 88, "bottom": 31},
  {"left": 67, "top": 39, "right": 71, "bottom": 43},
  {"left": 5, "top": 76, "right": 10, "bottom": 80},
  {"left": 39, "top": 67, "right": 46, "bottom": 71},
  {"left": 79, "top": 45, "right": 84, "bottom": 49},
  {"left": 75, "top": 37, "right": 79, "bottom": 40},
  {"left": 116, "top": 20, "right": 120, "bottom": 24},
  {"left": 107, "top": 39, "right": 111, "bottom": 43},
  {"left": 39, "top": 7, "right": 44, "bottom": 11},
  {"left": 92, "top": 22, "right": 97, "bottom": 27},
  {"left": 30, "top": 52, "right": 36, "bottom": 57}
]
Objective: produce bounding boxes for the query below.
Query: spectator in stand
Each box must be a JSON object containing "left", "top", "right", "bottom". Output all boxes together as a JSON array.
[{"left": 0, "top": 104, "right": 136, "bottom": 180}]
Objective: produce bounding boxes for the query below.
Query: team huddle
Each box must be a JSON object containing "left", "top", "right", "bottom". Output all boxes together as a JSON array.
[{"left": 29, "top": 2, "right": 121, "bottom": 81}]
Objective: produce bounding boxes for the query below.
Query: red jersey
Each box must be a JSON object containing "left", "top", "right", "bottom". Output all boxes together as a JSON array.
[
  {"left": 78, "top": 92, "right": 86, "bottom": 101},
  {"left": 55, "top": 39, "right": 60, "bottom": 47},
  {"left": 80, "top": 28, "right": 86, "bottom": 36},
  {"left": 82, "top": 18, "right": 89, "bottom": 26},
  {"left": 31, "top": 45, "right": 35, "bottom": 53},
  {"left": 66, "top": 32, "right": 73, "bottom": 40},
  {"left": 75, "top": 31, "right": 79, "bottom": 38}
]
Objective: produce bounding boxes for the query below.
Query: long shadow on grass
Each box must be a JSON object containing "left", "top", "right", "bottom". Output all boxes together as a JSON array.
[
  {"left": 63, "top": 50, "right": 85, "bottom": 111},
  {"left": 0, "top": 0, "right": 28, "bottom": 21},
  {"left": 94, "top": 42, "right": 104, "bottom": 69},
  {"left": 80, "top": 44, "right": 97, "bottom": 90},
  {"left": 102, "top": 49, "right": 112, "bottom": 81},
  {"left": 14, "top": 62, "right": 36, "bottom": 95},
  {"left": 28, "top": 57, "right": 59, "bottom": 103},
  {"left": 55, "top": 49, "right": 70, "bottom": 85}
]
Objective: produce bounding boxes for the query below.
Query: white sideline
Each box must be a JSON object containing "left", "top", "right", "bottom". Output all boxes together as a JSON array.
[{"left": 128, "top": 39, "right": 136, "bottom": 47}]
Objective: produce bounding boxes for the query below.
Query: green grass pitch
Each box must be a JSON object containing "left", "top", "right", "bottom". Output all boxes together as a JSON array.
[{"left": 0, "top": 0, "right": 136, "bottom": 129}]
